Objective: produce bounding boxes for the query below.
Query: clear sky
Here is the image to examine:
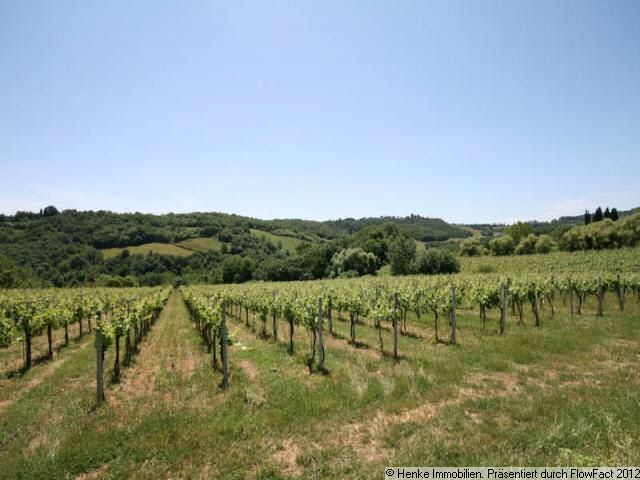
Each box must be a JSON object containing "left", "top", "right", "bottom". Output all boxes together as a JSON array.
[{"left": 1, "top": 0, "right": 638, "bottom": 224}]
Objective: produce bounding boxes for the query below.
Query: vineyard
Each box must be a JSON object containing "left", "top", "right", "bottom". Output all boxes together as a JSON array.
[
  {"left": 460, "top": 246, "right": 640, "bottom": 274},
  {"left": 182, "top": 271, "right": 640, "bottom": 372},
  {"left": 1, "top": 253, "right": 639, "bottom": 477}
]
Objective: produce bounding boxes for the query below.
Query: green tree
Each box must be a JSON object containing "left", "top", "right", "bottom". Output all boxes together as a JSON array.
[
  {"left": 412, "top": 249, "right": 459, "bottom": 274},
  {"left": 504, "top": 222, "right": 531, "bottom": 245},
  {"left": 604, "top": 207, "right": 611, "bottom": 219},
  {"left": 459, "top": 238, "right": 486, "bottom": 256},
  {"left": 221, "top": 255, "right": 255, "bottom": 283},
  {"left": 514, "top": 234, "right": 537, "bottom": 255},
  {"left": 259, "top": 257, "right": 303, "bottom": 281},
  {"left": 42, "top": 205, "right": 59, "bottom": 217},
  {"left": 388, "top": 234, "right": 416, "bottom": 275},
  {"left": 611, "top": 208, "right": 619, "bottom": 221},
  {"left": 534, "top": 234, "right": 555, "bottom": 254},
  {"left": 347, "top": 222, "right": 399, "bottom": 264},
  {"left": 584, "top": 210, "right": 591, "bottom": 225},
  {"left": 593, "top": 207, "right": 603, "bottom": 222},
  {"left": 296, "top": 242, "right": 339, "bottom": 279},
  {"left": 488, "top": 235, "right": 515, "bottom": 256},
  {"left": 330, "top": 248, "right": 377, "bottom": 277}
]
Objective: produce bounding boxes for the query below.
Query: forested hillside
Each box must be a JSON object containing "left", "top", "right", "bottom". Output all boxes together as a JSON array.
[{"left": 0, "top": 208, "right": 469, "bottom": 287}]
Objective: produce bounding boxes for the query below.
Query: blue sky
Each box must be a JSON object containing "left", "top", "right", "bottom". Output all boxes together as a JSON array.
[{"left": 1, "top": 0, "right": 638, "bottom": 224}]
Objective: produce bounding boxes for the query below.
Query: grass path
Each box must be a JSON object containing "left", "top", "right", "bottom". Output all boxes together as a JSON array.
[{"left": 109, "top": 291, "right": 215, "bottom": 419}]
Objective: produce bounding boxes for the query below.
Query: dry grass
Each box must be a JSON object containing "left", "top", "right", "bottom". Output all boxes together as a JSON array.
[{"left": 272, "top": 438, "right": 303, "bottom": 477}]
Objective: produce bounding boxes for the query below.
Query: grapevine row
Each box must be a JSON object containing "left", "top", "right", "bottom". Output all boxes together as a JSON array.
[{"left": 181, "top": 272, "right": 639, "bottom": 370}]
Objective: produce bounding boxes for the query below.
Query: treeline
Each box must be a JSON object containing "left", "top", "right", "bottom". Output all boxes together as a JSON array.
[
  {"left": 0, "top": 209, "right": 470, "bottom": 248},
  {"left": 461, "top": 212, "right": 640, "bottom": 257},
  {"left": 1, "top": 208, "right": 273, "bottom": 249},
  {"left": 220, "top": 223, "right": 459, "bottom": 284},
  {"left": 584, "top": 206, "right": 619, "bottom": 224},
  {"left": 323, "top": 214, "right": 471, "bottom": 241}
]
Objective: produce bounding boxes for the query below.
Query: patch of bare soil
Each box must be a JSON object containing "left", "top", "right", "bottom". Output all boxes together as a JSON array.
[
  {"left": 465, "top": 371, "right": 522, "bottom": 397},
  {"left": 272, "top": 438, "right": 302, "bottom": 477},
  {"left": 323, "top": 331, "right": 382, "bottom": 360},
  {"left": 239, "top": 359, "right": 257, "bottom": 381},
  {"left": 74, "top": 464, "right": 108, "bottom": 479}
]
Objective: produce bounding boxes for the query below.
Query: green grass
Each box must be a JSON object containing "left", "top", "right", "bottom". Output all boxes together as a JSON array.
[
  {"left": 100, "top": 237, "right": 223, "bottom": 258},
  {"left": 101, "top": 242, "right": 194, "bottom": 258},
  {"left": 1, "top": 292, "right": 638, "bottom": 478},
  {"left": 250, "top": 229, "right": 306, "bottom": 253},
  {"left": 176, "top": 237, "right": 223, "bottom": 253}
]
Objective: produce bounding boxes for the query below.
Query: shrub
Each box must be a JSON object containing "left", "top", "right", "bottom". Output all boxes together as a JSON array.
[
  {"left": 459, "top": 238, "right": 487, "bottom": 257},
  {"left": 489, "top": 235, "right": 515, "bottom": 256},
  {"left": 535, "top": 235, "right": 555, "bottom": 254},
  {"left": 330, "top": 248, "right": 378, "bottom": 277},
  {"left": 515, "top": 234, "right": 538, "bottom": 255},
  {"left": 412, "top": 249, "right": 460, "bottom": 275}
]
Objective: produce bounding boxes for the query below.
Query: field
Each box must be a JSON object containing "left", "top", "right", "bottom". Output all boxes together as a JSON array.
[
  {"left": 1, "top": 250, "right": 639, "bottom": 479},
  {"left": 100, "top": 242, "right": 195, "bottom": 258},
  {"left": 100, "top": 237, "right": 223, "bottom": 258},
  {"left": 176, "top": 237, "right": 224, "bottom": 253},
  {"left": 100, "top": 231, "right": 302, "bottom": 259},
  {"left": 249, "top": 229, "right": 306, "bottom": 253}
]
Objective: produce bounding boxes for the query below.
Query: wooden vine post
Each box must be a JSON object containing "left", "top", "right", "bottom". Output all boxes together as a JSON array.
[
  {"left": 220, "top": 302, "right": 229, "bottom": 389},
  {"left": 78, "top": 295, "right": 84, "bottom": 338},
  {"left": 114, "top": 332, "right": 121, "bottom": 381},
  {"left": 597, "top": 277, "right": 604, "bottom": 317},
  {"left": 532, "top": 289, "right": 540, "bottom": 327},
  {"left": 393, "top": 293, "right": 399, "bottom": 360},
  {"left": 95, "top": 310, "right": 104, "bottom": 406},
  {"left": 499, "top": 284, "right": 507, "bottom": 335},
  {"left": 617, "top": 274, "right": 625, "bottom": 312},
  {"left": 47, "top": 322, "right": 53, "bottom": 358},
  {"left": 317, "top": 297, "right": 325, "bottom": 370},
  {"left": 24, "top": 301, "right": 33, "bottom": 370},
  {"left": 125, "top": 300, "right": 132, "bottom": 366},
  {"left": 211, "top": 322, "right": 217, "bottom": 371},
  {"left": 568, "top": 279, "right": 573, "bottom": 316},
  {"left": 272, "top": 291, "right": 278, "bottom": 341},
  {"left": 450, "top": 285, "right": 457, "bottom": 345}
]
